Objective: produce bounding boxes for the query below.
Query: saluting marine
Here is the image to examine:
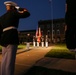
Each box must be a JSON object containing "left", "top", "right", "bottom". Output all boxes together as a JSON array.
[{"left": 0, "top": 1, "right": 30, "bottom": 75}]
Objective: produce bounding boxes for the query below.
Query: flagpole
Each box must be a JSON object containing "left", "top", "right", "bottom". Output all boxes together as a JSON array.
[
  {"left": 49, "top": 0, "right": 53, "bottom": 42},
  {"left": 51, "top": 0, "right": 53, "bottom": 42}
]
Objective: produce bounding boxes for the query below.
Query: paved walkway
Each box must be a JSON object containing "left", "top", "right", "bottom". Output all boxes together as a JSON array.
[
  {"left": 10, "top": 46, "right": 76, "bottom": 74},
  {"left": 0, "top": 46, "right": 53, "bottom": 75},
  {"left": 0, "top": 46, "right": 76, "bottom": 75},
  {"left": 15, "top": 46, "right": 54, "bottom": 75}
]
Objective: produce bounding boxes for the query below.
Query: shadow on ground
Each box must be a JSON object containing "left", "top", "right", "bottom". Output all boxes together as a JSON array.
[
  {"left": 17, "top": 49, "right": 32, "bottom": 54},
  {"left": 22, "top": 66, "right": 76, "bottom": 75}
]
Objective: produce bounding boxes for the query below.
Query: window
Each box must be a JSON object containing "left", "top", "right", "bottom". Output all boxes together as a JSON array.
[
  {"left": 47, "top": 24, "right": 50, "bottom": 29},
  {"left": 41, "top": 25, "right": 44, "bottom": 29},
  {"left": 57, "top": 29, "right": 60, "bottom": 35},
  {"left": 56, "top": 24, "right": 60, "bottom": 29}
]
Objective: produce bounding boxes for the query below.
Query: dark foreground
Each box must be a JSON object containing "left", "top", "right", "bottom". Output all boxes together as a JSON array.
[{"left": 23, "top": 66, "right": 76, "bottom": 75}]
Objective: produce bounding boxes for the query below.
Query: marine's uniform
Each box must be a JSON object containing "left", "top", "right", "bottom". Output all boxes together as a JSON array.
[{"left": 0, "top": 1, "right": 30, "bottom": 75}]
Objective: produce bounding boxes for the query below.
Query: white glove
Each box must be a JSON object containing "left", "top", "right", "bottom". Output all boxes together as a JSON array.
[{"left": 15, "top": 6, "right": 20, "bottom": 10}]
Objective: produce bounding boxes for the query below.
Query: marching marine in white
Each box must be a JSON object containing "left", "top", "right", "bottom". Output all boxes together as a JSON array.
[
  {"left": 45, "top": 35, "right": 48, "bottom": 48},
  {"left": 36, "top": 27, "right": 41, "bottom": 47},
  {"left": 26, "top": 34, "right": 30, "bottom": 50},
  {"left": 41, "top": 36, "right": 44, "bottom": 47},
  {"left": 33, "top": 36, "right": 36, "bottom": 47}
]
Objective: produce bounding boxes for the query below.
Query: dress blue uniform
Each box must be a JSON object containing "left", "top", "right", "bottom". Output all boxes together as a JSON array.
[{"left": 0, "top": 1, "right": 30, "bottom": 75}]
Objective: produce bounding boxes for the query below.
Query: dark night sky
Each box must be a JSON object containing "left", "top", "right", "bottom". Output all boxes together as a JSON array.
[{"left": 0, "top": 0, "right": 66, "bottom": 31}]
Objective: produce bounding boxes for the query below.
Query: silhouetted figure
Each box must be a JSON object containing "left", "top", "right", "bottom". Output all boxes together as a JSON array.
[{"left": 65, "top": 0, "right": 76, "bottom": 52}]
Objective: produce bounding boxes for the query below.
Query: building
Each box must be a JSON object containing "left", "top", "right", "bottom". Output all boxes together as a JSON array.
[
  {"left": 18, "top": 30, "right": 36, "bottom": 44},
  {"left": 38, "top": 18, "right": 65, "bottom": 43},
  {"left": 18, "top": 18, "right": 66, "bottom": 44}
]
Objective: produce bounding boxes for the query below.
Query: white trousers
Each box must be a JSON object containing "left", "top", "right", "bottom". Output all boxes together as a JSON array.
[
  {"left": 45, "top": 42, "right": 48, "bottom": 48},
  {"left": 26, "top": 43, "right": 30, "bottom": 50},
  {"left": 37, "top": 42, "right": 39, "bottom": 47},
  {"left": 33, "top": 42, "right": 36, "bottom": 47},
  {"left": 1, "top": 44, "right": 17, "bottom": 75},
  {"left": 41, "top": 42, "right": 44, "bottom": 47}
]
